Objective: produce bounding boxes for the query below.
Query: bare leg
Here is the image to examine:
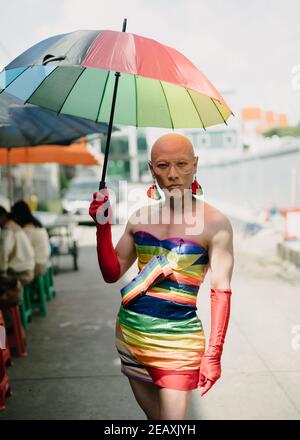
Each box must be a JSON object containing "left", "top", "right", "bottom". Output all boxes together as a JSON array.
[
  {"left": 128, "top": 377, "right": 159, "bottom": 420},
  {"left": 157, "top": 387, "right": 193, "bottom": 420}
]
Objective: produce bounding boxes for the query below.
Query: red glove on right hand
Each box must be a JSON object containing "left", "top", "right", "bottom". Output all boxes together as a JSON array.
[
  {"left": 89, "top": 187, "right": 120, "bottom": 283},
  {"left": 198, "top": 287, "right": 232, "bottom": 397}
]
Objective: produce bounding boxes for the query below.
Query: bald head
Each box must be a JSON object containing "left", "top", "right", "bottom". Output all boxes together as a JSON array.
[{"left": 151, "top": 133, "right": 195, "bottom": 162}]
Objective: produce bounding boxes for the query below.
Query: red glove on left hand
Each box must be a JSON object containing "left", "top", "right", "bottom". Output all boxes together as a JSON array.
[{"left": 198, "top": 287, "right": 232, "bottom": 397}]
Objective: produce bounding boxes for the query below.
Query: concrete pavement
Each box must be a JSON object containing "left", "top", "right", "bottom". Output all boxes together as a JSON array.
[{"left": 0, "top": 222, "right": 300, "bottom": 420}]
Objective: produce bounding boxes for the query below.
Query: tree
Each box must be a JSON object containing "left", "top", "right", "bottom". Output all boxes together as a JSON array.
[{"left": 262, "top": 122, "right": 300, "bottom": 137}]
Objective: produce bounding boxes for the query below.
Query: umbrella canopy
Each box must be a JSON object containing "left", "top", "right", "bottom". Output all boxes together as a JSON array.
[
  {"left": 0, "top": 138, "right": 103, "bottom": 166},
  {"left": 0, "top": 29, "right": 233, "bottom": 129},
  {"left": 0, "top": 91, "right": 114, "bottom": 147},
  {"left": 0, "top": 21, "right": 234, "bottom": 193}
]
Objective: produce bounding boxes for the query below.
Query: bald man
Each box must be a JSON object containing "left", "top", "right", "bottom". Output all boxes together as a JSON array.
[{"left": 89, "top": 133, "right": 234, "bottom": 420}]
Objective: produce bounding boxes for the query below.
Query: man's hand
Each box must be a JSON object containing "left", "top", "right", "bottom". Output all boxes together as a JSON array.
[
  {"left": 88, "top": 187, "right": 120, "bottom": 283},
  {"left": 197, "top": 287, "right": 232, "bottom": 398},
  {"left": 198, "top": 348, "right": 222, "bottom": 397},
  {"left": 89, "top": 187, "right": 113, "bottom": 225}
]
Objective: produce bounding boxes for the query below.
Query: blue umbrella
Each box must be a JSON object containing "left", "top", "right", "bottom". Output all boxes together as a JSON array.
[
  {"left": 0, "top": 91, "right": 113, "bottom": 147},
  {"left": 0, "top": 91, "right": 118, "bottom": 203}
]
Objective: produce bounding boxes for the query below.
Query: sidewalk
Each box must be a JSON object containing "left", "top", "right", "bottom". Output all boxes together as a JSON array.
[
  {"left": 0, "top": 225, "right": 146, "bottom": 420},
  {"left": 0, "top": 222, "right": 300, "bottom": 419}
]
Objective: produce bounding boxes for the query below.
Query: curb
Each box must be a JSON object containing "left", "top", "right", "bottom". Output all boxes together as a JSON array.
[{"left": 277, "top": 241, "right": 300, "bottom": 268}]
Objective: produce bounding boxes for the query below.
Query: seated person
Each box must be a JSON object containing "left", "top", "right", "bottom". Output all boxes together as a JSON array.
[
  {"left": 0, "top": 206, "right": 35, "bottom": 286},
  {"left": 11, "top": 201, "right": 50, "bottom": 277}
]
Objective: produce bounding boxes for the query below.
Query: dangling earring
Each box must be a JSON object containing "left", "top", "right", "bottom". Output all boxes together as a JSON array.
[
  {"left": 147, "top": 179, "right": 162, "bottom": 200},
  {"left": 191, "top": 176, "right": 203, "bottom": 197}
]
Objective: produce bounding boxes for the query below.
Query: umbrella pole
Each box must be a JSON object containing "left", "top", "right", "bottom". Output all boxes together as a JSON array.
[
  {"left": 99, "top": 18, "right": 127, "bottom": 191},
  {"left": 98, "top": 71, "right": 121, "bottom": 190}
]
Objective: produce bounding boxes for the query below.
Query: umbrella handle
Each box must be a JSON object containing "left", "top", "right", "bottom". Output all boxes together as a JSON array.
[{"left": 98, "top": 180, "right": 109, "bottom": 218}]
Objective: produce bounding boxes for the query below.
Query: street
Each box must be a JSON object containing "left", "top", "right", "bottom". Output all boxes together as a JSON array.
[{"left": 0, "top": 223, "right": 300, "bottom": 420}]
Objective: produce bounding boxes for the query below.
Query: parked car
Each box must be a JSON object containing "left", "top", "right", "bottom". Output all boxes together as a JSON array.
[{"left": 62, "top": 176, "right": 122, "bottom": 224}]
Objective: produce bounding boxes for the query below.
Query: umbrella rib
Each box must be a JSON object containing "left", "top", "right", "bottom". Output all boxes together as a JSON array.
[
  {"left": 159, "top": 81, "right": 174, "bottom": 130},
  {"left": 95, "top": 71, "right": 110, "bottom": 123},
  {"left": 24, "top": 66, "right": 59, "bottom": 104},
  {"left": 210, "top": 98, "right": 228, "bottom": 126},
  {"left": 186, "top": 89, "right": 206, "bottom": 131},
  {"left": 134, "top": 74, "right": 138, "bottom": 128},
  {"left": 56, "top": 67, "right": 87, "bottom": 115}
]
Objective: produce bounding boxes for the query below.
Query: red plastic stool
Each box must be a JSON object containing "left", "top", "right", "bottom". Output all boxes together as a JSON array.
[
  {"left": 0, "top": 311, "right": 12, "bottom": 366},
  {"left": 3, "top": 306, "right": 28, "bottom": 357},
  {"left": 0, "top": 349, "right": 12, "bottom": 411}
]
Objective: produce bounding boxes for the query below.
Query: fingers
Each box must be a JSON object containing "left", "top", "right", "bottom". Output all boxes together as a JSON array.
[
  {"left": 95, "top": 200, "right": 113, "bottom": 225},
  {"left": 93, "top": 192, "right": 105, "bottom": 202},
  {"left": 89, "top": 186, "right": 113, "bottom": 225},
  {"left": 198, "top": 372, "right": 215, "bottom": 397},
  {"left": 93, "top": 187, "right": 109, "bottom": 202},
  {"left": 199, "top": 379, "right": 214, "bottom": 397},
  {"left": 198, "top": 373, "right": 207, "bottom": 388},
  {"left": 200, "top": 379, "right": 214, "bottom": 397}
]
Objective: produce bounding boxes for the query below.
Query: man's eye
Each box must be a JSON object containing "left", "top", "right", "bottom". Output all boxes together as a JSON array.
[
  {"left": 158, "top": 164, "right": 167, "bottom": 168},
  {"left": 178, "top": 162, "right": 187, "bottom": 166}
]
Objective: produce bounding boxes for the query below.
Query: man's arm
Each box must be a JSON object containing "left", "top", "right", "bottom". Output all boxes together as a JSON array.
[
  {"left": 208, "top": 214, "right": 234, "bottom": 289},
  {"left": 115, "top": 220, "right": 137, "bottom": 278},
  {"left": 89, "top": 189, "right": 137, "bottom": 283},
  {"left": 198, "top": 214, "right": 234, "bottom": 396}
]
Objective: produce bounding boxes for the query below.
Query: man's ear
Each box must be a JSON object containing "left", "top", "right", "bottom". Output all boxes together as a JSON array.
[
  {"left": 148, "top": 161, "right": 155, "bottom": 179},
  {"left": 194, "top": 155, "right": 199, "bottom": 170}
]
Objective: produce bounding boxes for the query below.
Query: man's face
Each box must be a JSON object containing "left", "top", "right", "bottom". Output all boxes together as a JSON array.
[{"left": 148, "top": 135, "right": 198, "bottom": 199}]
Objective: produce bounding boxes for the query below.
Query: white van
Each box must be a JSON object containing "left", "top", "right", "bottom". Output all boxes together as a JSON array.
[{"left": 62, "top": 176, "right": 122, "bottom": 224}]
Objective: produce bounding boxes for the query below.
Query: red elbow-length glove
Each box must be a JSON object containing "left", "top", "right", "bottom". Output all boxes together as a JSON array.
[
  {"left": 198, "top": 287, "right": 232, "bottom": 397},
  {"left": 88, "top": 187, "right": 121, "bottom": 283}
]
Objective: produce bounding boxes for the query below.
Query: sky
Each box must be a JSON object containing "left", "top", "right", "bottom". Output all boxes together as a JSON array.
[{"left": 0, "top": 0, "right": 300, "bottom": 124}]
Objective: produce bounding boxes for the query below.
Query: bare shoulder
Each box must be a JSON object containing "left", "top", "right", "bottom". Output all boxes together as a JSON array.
[
  {"left": 126, "top": 204, "right": 154, "bottom": 233},
  {"left": 203, "top": 201, "right": 233, "bottom": 243},
  {"left": 123, "top": 206, "right": 143, "bottom": 237}
]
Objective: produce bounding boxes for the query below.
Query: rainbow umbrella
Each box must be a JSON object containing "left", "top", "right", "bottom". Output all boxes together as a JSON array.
[{"left": 0, "top": 19, "right": 234, "bottom": 190}]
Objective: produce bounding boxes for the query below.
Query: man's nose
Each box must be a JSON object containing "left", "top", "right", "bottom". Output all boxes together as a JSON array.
[{"left": 167, "top": 164, "right": 179, "bottom": 180}]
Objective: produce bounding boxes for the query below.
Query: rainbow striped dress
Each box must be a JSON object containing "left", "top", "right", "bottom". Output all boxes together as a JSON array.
[{"left": 115, "top": 230, "right": 209, "bottom": 391}]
